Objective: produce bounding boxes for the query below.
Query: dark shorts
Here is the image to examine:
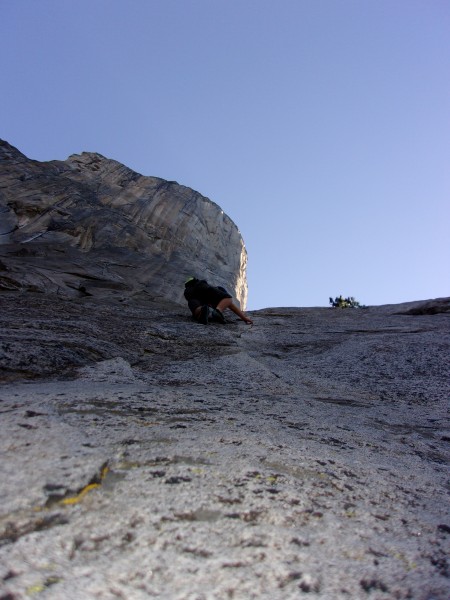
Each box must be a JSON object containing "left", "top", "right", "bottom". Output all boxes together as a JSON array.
[{"left": 187, "top": 286, "right": 231, "bottom": 314}]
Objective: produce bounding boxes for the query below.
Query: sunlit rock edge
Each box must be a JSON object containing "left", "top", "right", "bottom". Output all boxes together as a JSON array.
[{"left": 0, "top": 140, "right": 248, "bottom": 308}]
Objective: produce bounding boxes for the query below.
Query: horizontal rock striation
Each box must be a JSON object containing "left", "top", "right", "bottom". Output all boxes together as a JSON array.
[{"left": 0, "top": 140, "right": 248, "bottom": 307}]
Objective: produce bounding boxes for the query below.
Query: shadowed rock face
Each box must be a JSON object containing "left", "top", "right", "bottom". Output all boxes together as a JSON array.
[{"left": 0, "top": 140, "right": 248, "bottom": 307}]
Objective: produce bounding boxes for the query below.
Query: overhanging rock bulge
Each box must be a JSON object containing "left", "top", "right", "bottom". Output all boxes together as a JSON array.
[{"left": 0, "top": 140, "right": 248, "bottom": 307}]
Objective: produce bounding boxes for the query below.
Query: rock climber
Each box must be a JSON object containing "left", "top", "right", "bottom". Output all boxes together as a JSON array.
[{"left": 184, "top": 277, "right": 253, "bottom": 325}]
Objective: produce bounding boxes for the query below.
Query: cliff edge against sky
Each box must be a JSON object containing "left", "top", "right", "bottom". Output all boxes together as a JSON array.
[{"left": 0, "top": 140, "right": 248, "bottom": 308}]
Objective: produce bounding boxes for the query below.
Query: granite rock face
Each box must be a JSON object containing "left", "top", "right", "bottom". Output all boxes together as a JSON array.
[
  {"left": 0, "top": 292, "right": 449, "bottom": 598},
  {"left": 0, "top": 140, "right": 248, "bottom": 307}
]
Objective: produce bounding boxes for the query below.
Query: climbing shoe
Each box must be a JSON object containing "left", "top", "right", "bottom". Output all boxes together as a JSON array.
[
  {"left": 211, "top": 308, "right": 226, "bottom": 324},
  {"left": 198, "top": 305, "right": 210, "bottom": 324}
]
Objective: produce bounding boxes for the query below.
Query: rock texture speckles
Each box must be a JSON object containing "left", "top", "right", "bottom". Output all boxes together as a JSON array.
[
  {"left": 0, "top": 140, "right": 248, "bottom": 307},
  {"left": 0, "top": 292, "right": 449, "bottom": 598}
]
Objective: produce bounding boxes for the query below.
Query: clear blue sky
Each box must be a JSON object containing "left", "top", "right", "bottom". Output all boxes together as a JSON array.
[{"left": 2, "top": 0, "right": 449, "bottom": 309}]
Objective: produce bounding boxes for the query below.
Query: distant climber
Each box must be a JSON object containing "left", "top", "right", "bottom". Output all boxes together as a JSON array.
[{"left": 184, "top": 277, "right": 253, "bottom": 325}]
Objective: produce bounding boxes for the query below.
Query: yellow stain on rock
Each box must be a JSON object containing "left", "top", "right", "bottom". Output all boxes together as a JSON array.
[
  {"left": 60, "top": 466, "right": 109, "bottom": 506},
  {"left": 60, "top": 482, "right": 101, "bottom": 505},
  {"left": 26, "top": 584, "right": 45, "bottom": 595},
  {"left": 266, "top": 475, "right": 278, "bottom": 484}
]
